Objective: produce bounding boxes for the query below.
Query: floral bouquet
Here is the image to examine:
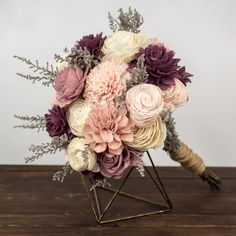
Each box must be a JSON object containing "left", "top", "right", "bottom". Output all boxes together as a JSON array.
[{"left": 14, "top": 8, "right": 221, "bottom": 189}]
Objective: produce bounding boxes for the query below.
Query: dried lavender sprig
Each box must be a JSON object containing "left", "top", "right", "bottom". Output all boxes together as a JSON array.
[
  {"left": 25, "top": 135, "right": 68, "bottom": 163},
  {"left": 108, "top": 7, "right": 144, "bottom": 33},
  {"left": 14, "top": 114, "right": 46, "bottom": 132},
  {"left": 69, "top": 47, "right": 99, "bottom": 70},
  {"left": 127, "top": 54, "right": 148, "bottom": 89},
  {"left": 14, "top": 55, "right": 56, "bottom": 86},
  {"left": 90, "top": 179, "right": 112, "bottom": 191},
  {"left": 162, "top": 110, "right": 181, "bottom": 153},
  {"left": 135, "top": 158, "right": 145, "bottom": 177},
  {"left": 54, "top": 47, "right": 70, "bottom": 64},
  {"left": 52, "top": 162, "right": 73, "bottom": 183}
]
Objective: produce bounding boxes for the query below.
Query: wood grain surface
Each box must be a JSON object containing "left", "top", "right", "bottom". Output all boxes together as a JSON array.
[{"left": 0, "top": 166, "right": 235, "bottom": 236}]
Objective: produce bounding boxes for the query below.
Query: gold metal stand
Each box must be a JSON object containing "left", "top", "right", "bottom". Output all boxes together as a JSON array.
[{"left": 80, "top": 151, "right": 172, "bottom": 224}]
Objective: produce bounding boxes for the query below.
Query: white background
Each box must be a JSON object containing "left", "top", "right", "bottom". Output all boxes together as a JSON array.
[{"left": 0, "top": 0, "right": 235, "bottom": 166}]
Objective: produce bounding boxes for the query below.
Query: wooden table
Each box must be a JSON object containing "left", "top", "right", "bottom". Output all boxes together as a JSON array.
[{"left": 0, "top": 166, "right": 235, "bottom": 236}]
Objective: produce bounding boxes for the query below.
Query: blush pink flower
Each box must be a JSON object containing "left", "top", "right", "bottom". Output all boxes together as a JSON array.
[
  {"left": 83, "top": 61, "right": 130, "bottom": 103},
  {"left": 83, "top": 102, "right": 134, "bottom": 155},
  {"left": 54, "top": 66, "right": 85, "bottom": 108},
  {"left": 162, "top": 78, "right": 188, "bottom": 110}
]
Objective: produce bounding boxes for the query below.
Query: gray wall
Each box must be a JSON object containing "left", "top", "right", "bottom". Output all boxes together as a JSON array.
[{"left": 1, "top": 0, "right": 235, "bottom": 166}]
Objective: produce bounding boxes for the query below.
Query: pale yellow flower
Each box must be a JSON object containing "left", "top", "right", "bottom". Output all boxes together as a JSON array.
[
  {"left": 126, "top": 116, "right": 166, "bottom": 151},
  {"left": 102, "top": 31, "right": 148, "bottom": 63}
]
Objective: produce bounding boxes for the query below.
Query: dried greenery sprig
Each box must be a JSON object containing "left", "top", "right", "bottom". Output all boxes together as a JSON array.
[
  {"left": 108, "top": 7, "right": 144, "bottom": 33},
  {"left": 127, "top": 54, "right": 148, "bottom": 89},
  {"left": 25, "top": 135, "right": 69, "bottom": 163},
  {"left": 69, "top": 47, "right": 100, "bottom": 70},
  {"left": 54, "top": 47, "right": 70, "bottom": 64},
  {"left": 52, "top": 162, "right": 74, "bottom": 183},
  {"left": 14, "top": 114, "right": 46, "bottom": 132},
  {"left": 14, "top": 55, "right": 56, "bottom": 86},
  {"left": 136, "top": 158, "right": 145, "bottom": 177},
  {"left": 162, "top": 110, "right": 181, "bottom": 153}
]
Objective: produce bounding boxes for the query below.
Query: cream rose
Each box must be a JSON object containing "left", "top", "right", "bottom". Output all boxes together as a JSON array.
[
  {"left": 126, "top": 116, "right": 166, "bottom": 151},
  {"left": 102, "top": 31, "right": 148, "bottom": 63},
  {"left": 126, "top": 84, "right": 164, "bottom": 128},
  {"left": 67, "top": 99, "right": 91, "bottom": 137},
  {"left": 162, "top": 78, "right": 188, "bottom": 110},
  {"left": 67, "top": 137, "right": 99, "bottom": 172}
]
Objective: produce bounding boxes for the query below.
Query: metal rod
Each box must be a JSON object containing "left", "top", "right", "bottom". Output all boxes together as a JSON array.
[
  {"left": 146, "top": 150, "right": 173, "bottom": 209},
  {"left": 98, "top": 167, "right": 134, "bottom": 222}
]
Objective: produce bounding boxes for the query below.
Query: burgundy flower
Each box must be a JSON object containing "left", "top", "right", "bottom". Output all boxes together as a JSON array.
[
  {"left": 45, "top": 105, "right": 73, "bottom": 139},
  {"left": 82, "top": 170, "right": 104, "bottom": 182},
  {"left": 133, "top": 45, "right": 192, "bottom": 90},
  {"left": 97, "top": 146, "right": 143, "bottom": 179},
  {"left": 75, "top": 33, "right": 106, "bottom": 57}
]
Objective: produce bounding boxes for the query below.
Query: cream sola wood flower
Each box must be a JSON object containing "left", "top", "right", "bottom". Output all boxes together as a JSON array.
[
  {"left": 66, "top": 137, "right": 99, "bottom": 172},
  {"left": 101, "top": 31, "right": 149, "bottom": 63},
  {"left": 67, "top": 99, "right": 91, "bottom": 137},
  {"left": 126, "top": 116, "right": 166, "bottom": 151}
]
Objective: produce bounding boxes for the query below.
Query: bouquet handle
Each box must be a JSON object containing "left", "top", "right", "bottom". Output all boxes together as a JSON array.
[{"left": 168, "top": 141, "right": 222, "bottom": 189}]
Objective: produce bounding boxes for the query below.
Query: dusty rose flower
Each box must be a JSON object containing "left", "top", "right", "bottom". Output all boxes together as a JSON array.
[
  {"left": 98, "top": 146, "right": 143, "bottom": 179},
  {"left": 54, "top": 66, "right": 85, "bottom": 108},
  {"left": 84, "top": 61, "right": 130, "bottom": 103},
  {"left": 162, "top": 78, "right": 188, "bottom": 110},
  {"left": 83, "top": 102, "right": 134, "bottom": 155},
  {"left": 126, "top": 84, "right": 164, "bottom": 128},
  {"left": 134, "top": 44, "right": 192, "bottom": 90},
  {"left": 45, "top": 105, "right": 72, "bottom": 139}
]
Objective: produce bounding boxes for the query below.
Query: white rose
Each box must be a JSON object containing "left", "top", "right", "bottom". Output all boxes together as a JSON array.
[
  {"left": 55, "top": 52, "right": 70, "bottom": 72},
  {"left": 67, "top": 99, "right": 91, "bottom": 136},
  {"left": 102, "top": 31, "right": 149, "bottom": 63},
  {"left": 67, "top": 137, "right": 99, "bottom": 172}
]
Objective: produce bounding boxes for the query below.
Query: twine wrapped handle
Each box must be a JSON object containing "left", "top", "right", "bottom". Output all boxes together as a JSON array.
[
  {"left": 169, "top": 141, "right": 222, "bottom": 189},
  {"left": 162, "top": 111, "right": 222, "bottom": 190}
]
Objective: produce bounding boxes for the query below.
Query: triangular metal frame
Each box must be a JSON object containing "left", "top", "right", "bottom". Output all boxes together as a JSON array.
[{"left": 80, "top": 151, "right": 172, "bottom": 224}]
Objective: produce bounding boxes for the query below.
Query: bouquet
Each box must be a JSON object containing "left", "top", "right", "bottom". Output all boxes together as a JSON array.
[{"left": 14, "top": 8, "right": 221, "bottom": 188}]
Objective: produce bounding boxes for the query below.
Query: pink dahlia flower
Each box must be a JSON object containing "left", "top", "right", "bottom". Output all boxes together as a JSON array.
[
  {"left": 54, "top": 66, "right": 85, "bottom": 108},
  {"left": 83, "top": 102, "right": 134, "bottom": 155},
  {"left": 83, "top": 61, "right": 130, "bottom": 103}
]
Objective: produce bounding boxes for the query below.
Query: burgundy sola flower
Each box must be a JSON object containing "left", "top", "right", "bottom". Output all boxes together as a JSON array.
[
  {"left": 133, "top": 44, "right": 192, "bottom": 90},
  {"left": 45, "top": 105, "right": 73, "bottom": 139},
  {"left": 75, "top": 33, "right": 106, "bottom": 57}
]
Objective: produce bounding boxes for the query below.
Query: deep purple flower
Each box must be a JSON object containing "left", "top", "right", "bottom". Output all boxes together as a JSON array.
[
  {"left": 45, "top": 105, "right": 73, "bottom": 139},
  {"left": 75, "top": 33, "right": 106, "bottom": 57},
  {"left": 82, "top": 170, "right": 104, "bottom": 182},
  {"left": 133, "top": 44, "right": 192, "bottom": 90},
  {"left": 97, "top": 146, "right": 143, "bottom": 179}
]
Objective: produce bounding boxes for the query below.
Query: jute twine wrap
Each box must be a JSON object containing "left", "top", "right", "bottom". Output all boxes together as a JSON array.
[{"left": 169, "top": 141, "right": 206, "bottom": 175}]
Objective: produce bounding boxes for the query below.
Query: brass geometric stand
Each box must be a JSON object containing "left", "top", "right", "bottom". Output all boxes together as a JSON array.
[{"left": 80, "top": 151, "right": 172, "bottom": 224}]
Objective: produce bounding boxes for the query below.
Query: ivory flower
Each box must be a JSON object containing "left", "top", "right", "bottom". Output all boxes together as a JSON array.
[
  {"left": 83, "top": 102, "right": 133, "bottom": 155},
  {"left": 84, "top": 61, "right": 130, "bottom": 103},
  {"left": 102, "top": 31, "right": 148, "bottom": 63},
  {"left": 162, "top": 78, "right": 188, "bottom": 110},
  {"left": 67, "top": 99, "right": 91, "bottom": 136},
  {"left": 67, "top": 137, "right": 99, "bottom": 172},
  {"left": 126, "top": 117, "right": 166, "bottom": 151},
  {"left": 126, "top": 84, "right": 164, "bottom": 128}
]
